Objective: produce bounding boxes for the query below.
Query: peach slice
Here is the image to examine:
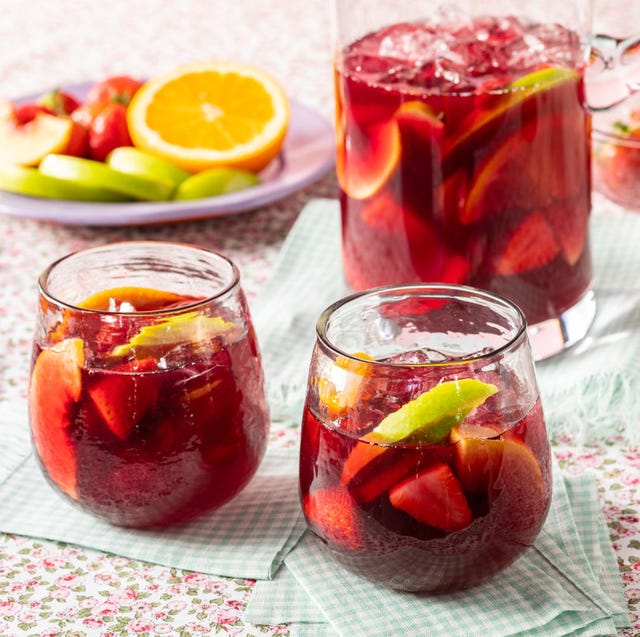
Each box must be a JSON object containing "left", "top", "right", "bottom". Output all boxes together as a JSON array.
[
  {"left": 0, "top": 100, "right": 77, "bottom": 166},
  {"left": 451, "top": 425, "right": 543, "bottom": 496},
  {"left": 29, "top": 338, "right": 84, "bottom": 499}
]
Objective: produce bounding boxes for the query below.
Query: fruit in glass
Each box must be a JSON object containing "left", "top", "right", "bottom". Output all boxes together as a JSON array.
[
  {"left": 29, "top": 242, "right": 270, "bottom": 528},
  {"left": 334, "top": 9, "right": 593, "bottom": 342},
  {"left": 300, "top": 284, "right": 552, "bottom": 592}
]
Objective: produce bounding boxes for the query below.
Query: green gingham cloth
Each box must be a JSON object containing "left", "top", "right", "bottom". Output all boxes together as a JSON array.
[
  {"left": 0, "top": 441, "right": 305, "bottom": 580},
  {"left": 246, "top": 473, "right": 629, "bottom": 637}
]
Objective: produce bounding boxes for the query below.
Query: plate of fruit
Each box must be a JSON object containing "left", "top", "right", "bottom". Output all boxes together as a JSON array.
[{"left": 0, "top": 63, "right": 335, "bottom": 226}]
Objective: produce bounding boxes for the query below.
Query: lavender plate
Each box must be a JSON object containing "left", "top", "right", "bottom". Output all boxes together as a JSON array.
[{"left": 0, "top": 83, "right": 335, "bottom": 226}]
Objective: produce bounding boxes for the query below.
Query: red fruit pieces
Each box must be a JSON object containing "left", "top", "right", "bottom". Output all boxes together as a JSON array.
[
  {"left": 303, "top": 488, "right": 364, "bottom": 550},
  {"left": 493, "top": 211, "right": 560, "bottom": 276},
  {"left": 342, "top": 441, "right": 422, "bottom": 504},
  {"left": 389, "top": 462, "right": 472, "bottom": 533},
  {"left": 87, "top": 358, "right": 160, "bottom": 440},
  {"left": 29, "top": 338, "right": 84, "bottom": 499}
]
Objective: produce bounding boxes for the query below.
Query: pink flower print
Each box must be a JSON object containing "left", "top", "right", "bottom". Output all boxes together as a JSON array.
[
  {"left": 184, "top": 622, "right": 210, "bottom": 633},
  {"left": 154, "top": 624, "right": 173, "bottom": 635},
  {"left": 620, "top": 472, "right": 640, "bottom": 486},
  {"left": 82, "top": 617, "right": 105, "bottom": 629},
  {"left": 183, "top": 572, "right": 208, "bottom": 586},
  {"left": 0, "top": 600, "right": 16, "bottom": 614},
  {"left": 127, "top": 619, "right": 155, "bottom": 633},
  {"left": 42, "top": 557, "right": 66, "bottom": 569},
  {"left": 226, "top": 599, "right": 244, "bottom": 610},
  {"left": 50, "top": 588, "right": 70, "bottom": 600},
  {"left": 93, "top": 601, "right": 120, "bottom": 616},
  {"left": 132, "top": 601, "right": 153, "bottom": 614},
  {"left": 56, "top": 573, "right": 82, "bottom": 588},
  {"left": 79, "top": 598, "right": 99, "bottom": 609},
  {"left": 110, "top": 587, "right": 137, "bottom": 603},
  {"left": 17, "top": 611, "right": 37, "bottom": 624},
  {"left": 167, "top": 600, "right": 187, "bottom": 612},
  {"left": 575, "top": 453, "right": 601, "bottom": 468}
]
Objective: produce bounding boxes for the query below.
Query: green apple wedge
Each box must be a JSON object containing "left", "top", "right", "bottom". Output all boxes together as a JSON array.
[
  {"left": 39, "top": 154, "right": 174, "bottom": 202},
  {"left": 173, "top": 167, "right": 260, "bottom": 201},
  {"left": 107, "top": 147, "right": 192, "bottom": 191},
  {"left": 365, "top": 378, "right": 498, "bottom": 445},
  {"left": 0, "top": 162, "right": 131, "bottom": 202}
]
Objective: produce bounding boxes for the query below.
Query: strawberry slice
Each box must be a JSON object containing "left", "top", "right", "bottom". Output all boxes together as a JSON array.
[
  {"left": 543, "top": 197, "right": 589, "bottom": 266},
  {"left": 341, "top": 442, "right": 423, "bottom": 504},
  {"left": 86, "top": 358, "right": 160, "bottom": 439},
  {"left": 493, "top": 211, "right": 560, "bottom": 276},
  {"left": 389, "top": 462, "right": 472, "bottom": 533},
  {"left": 302, "top": 488, "right": 365, "bottom": 550},
  {"left": 29, "top": 338, "right": 84, "bottom": 499}
]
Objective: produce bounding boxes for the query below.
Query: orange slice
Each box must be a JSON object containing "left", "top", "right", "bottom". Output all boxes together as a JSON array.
[
  {"left": 78, "top": 286, "right": 186, "bottom": 311},
  {"left": 127, "top": 62, "right": 290, "bottom": 172}
]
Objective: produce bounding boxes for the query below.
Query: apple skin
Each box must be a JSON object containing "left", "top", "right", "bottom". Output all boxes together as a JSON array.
[
  {"left": 39, "top": 154, "right": 174, "bottom": 201},
  {"left": 0, "top": 100, "right": 88, "bottom": 166},
  {"left": 0, "top": 163, "right": 130, "bottom": 201},
  {"left": 173, "top": 167, "right": 260, "bottom": 200}
]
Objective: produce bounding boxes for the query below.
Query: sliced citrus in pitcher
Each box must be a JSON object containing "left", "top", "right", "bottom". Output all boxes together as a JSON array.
[{"left": 127, "top": 62, "right": 290, "bottom": 172}]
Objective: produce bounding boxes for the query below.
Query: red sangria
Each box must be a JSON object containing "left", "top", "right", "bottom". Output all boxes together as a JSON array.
[
  {"left": 334, "top": 6, "right": 595, "bottom": 358},
  {"left": 300, "top": 284, "right": 552, "bottom": 592},
  {"left": 29, "top": 242, "right": 270, "bottom": 528}
]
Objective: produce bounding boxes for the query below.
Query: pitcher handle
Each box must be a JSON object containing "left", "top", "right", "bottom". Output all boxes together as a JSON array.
[{"left": 585, "top": 33, "right": 640, "bottom": 112}]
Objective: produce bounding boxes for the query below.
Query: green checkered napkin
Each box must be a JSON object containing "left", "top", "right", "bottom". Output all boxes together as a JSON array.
[
  {"left": 0, "top": 444, "right": 305, "bottom": 580},
  {"left": 251, "top": 198, "right": 640, "bottom": 447},
  {"left": 245, "top": 473, "right": 629, "bottom": 637}
]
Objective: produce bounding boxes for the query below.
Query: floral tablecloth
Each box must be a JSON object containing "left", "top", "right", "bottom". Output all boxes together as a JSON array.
[{"left": 0, "top": 1, "right": 639, "bottom": 635}]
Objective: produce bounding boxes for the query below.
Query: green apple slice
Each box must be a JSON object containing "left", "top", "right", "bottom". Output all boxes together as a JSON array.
[
  {"left": 107, "top": 147, "right": 191, "bottom": 190},
  {"left": 39, "top": 154, "right": 174, "bottom": 202},
  {"left": 173, "top": 167, "right": 260, "bottom": 201},
  {"left": 0, "top": 162, "right": 131, "bottom": 202},
  {"left": 366, "top": 378, "right": 498, "bottom": 445},
  {"left": 110, "top": 312, "right": 235, "bottom": 359}
]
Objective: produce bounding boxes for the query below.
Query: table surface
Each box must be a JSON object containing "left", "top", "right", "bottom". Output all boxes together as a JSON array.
[{"left": 0, "top": 1, "right": 639, "bottom": 635}]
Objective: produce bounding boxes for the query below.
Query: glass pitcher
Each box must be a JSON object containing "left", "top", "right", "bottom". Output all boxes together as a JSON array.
[{"left": 332, "top": 0, "right": 640, "bottom": 361}]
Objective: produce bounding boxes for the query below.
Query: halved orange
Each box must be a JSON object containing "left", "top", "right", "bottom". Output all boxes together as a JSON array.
[{"left": 127, "top": 62, "right": 290, "bottom": 172}]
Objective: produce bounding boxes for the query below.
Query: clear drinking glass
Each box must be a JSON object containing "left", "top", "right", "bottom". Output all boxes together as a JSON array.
[
  {"left": 29, "top": 241, "right": 270, "bottom": 528},
  {"left": 332, "top": 0, "right": 640, "bottom": 360},
  {"left": 299, "top": 283, "right": 552, "bottom": 592}
]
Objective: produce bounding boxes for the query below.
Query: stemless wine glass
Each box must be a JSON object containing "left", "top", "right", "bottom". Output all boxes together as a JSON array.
[
  {"left": 299, "top": 283, "right": 552, "bottom": 592},
  {"left": 29, "top": 241, "right": 270, "bottom": 528}
]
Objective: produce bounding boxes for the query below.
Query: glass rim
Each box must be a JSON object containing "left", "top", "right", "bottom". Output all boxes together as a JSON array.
[
  {"left": 316, "top": 283, "right": 528, "bottom": 367},
  {"left": 38, "top": 240, "right": 241, "bottom": 315}
]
